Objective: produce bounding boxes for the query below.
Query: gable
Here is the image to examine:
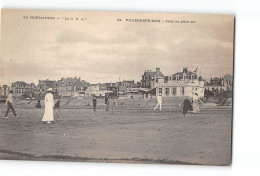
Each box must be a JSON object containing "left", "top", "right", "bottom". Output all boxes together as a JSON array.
[{"left": 73, "top": 79, "right": 84, "bottom": 87}]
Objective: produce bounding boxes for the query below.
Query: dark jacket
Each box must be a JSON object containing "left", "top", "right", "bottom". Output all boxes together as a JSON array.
[
  {"left": 183, "top": 99, "right": 193, "bottom": 115},
  {"left": 93, "top": 97, "right": 97, "bottom": 104}
]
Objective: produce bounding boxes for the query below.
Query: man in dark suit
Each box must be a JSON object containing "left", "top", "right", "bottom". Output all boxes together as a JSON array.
[{"left": 93, "top": 94, "right": 97, "bottom": 111}]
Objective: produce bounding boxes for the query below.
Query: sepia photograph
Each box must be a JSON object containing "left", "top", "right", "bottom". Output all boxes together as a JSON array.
[{"left": 0, "top": 9, "right": 234, "bottom": 166}]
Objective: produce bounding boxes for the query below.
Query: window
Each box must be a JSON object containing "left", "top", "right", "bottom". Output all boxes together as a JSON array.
[
  {"left": 165, "top": 88, "right": 169, "bottom": 96},
  {"left": 182, "top": 87, "right": 185, "bottom": 95},
  {"left": 176, "top": 75, "right": 179, "bottom": 80},
  {"left": 172, "top": 88, "right": 176, "bottom": 95},
  {"left": 159, "top": 88, "right": 162, "bottom": 95}
]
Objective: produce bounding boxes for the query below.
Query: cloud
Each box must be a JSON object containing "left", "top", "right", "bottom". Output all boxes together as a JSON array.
[
  {"left": 56, "top": 27, "right": 139, "bottom": 45},
  {"left": 42, "top": 45, "right": 62, "bottom": 52},
  {"left": 1, "top": 12, "right": 234, "bottom": 85}
]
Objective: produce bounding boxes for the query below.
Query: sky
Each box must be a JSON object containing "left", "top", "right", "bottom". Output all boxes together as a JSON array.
[{"left": 0, "top": 9, "right": 234, "bottom": 86}]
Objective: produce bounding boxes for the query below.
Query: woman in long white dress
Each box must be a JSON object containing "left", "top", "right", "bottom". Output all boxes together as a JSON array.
[
  {"left": 192, "top": 93, "right": 200, "bottom": 113},
  {"left": 42, "top": 88, "right": 54, "bottom": 124}
]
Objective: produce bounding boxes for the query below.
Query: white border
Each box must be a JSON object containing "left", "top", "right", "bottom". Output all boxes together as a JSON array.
[{"left": 1, "top": 0, "right": 260, "bottom": 176}]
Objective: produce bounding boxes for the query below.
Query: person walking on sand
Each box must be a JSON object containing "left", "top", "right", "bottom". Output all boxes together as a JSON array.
[
  {"left": 42, "top": 88, "right": 54, "bottom": 124},
  {"left": 154, "top": 93, "right": 162, "bottom": 111},
  {"left": 4, "top": 90, "right": 19, "bottom": 119},
  {"left": 93, "top": 94, "right": 97, "bottom": 111}
]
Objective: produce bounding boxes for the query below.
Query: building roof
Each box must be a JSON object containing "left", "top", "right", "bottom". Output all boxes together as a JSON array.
[
  {"left": 144, "top": 71, "right": 156, "bottom": 77},
  {"left": 106, "top": 83, "right": 117, "bottom": 87},
  {"left": 172, "top": 71, "right": 195, "bottom": 77},
  {"left": 122, "top": 80, "right": 134, "bottom": 83},
  {"left": 224, "top": 74, "right": 232, "bottom": 81},
  {"left": 73, "top": 79, "right": 84, "bottom": 86},
  {"left": 143, "top": 70, "right": 164, "bottom": 78},
  {"left": 13, "top": 81, "right": 28, "bottom": 85},
  {"left": 81, "top": 80, "right": 89, "bottom": 86},
  {"left": 65, "top": 77, "right": 77, "bottom": 84},
  {"left": 212, "top": 77, "right": 220, "bottom": 81},
  {"left": 12, "top": 81, "right": 35, "bottom": 87},
  {"left": 155, "top": 71, "right": 164, "bottom": 78}
]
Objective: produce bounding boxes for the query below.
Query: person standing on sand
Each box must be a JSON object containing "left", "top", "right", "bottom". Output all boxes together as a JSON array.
[
  {"left": 54, "top": 99, "right": 61, "bottom": 118},
  {"left": 42, "top": 88, "right": 54, "bottom": 124},
  {"left": 154, "top": 93, "right": 162, "bottom": 111},
  {"left": 54, "top": 100, "right": 60, "bottom": 112},
  {"left": 93, "top": 94, "right": 97, "bottom": 111},
  {"left": 105, "top": 95, "right": 110, "bottom": 111},
  {"left": 36, "top": 99, "right": 41, "bottom": 108},
  {"left": 105, "top": 94, "right": 108, "bottom": 105},
  {"left": 192, "top": 93, "right": 200, "bottom": 113},
  {"left": 4, "top": 90, "right": 19, "bottom": 119}
]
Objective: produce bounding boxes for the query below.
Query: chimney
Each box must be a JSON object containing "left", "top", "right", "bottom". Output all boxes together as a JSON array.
[
  {"left": 183, "top": 67, "right": 188, "bottom": 74},
  {"left": 156, "top": 68, "right": 160, "bottom": 72}
]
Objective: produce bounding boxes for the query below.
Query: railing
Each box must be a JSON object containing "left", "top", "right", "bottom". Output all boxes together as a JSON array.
[{"left": 154, "top": 81, "right": 204, "bottom": 87}]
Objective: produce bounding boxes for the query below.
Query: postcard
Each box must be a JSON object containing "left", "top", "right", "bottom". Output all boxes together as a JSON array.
[{"left": 0, "top": 9, "right": 234, "bottom": 166}]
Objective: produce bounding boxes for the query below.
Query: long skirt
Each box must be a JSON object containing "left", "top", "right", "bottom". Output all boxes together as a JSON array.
[
  {"left": 192, "top": 102, "right": 200, "bottom": 113},
  {"left": 42, "top": 103, "right": 54, "bottom": 122}
]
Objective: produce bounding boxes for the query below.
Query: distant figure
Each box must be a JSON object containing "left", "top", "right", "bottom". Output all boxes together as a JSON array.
[
  {"left": 54, "top": 99, "right": 61, "bottom": 118},
  {"left": 4, "top": 90, "right": 19, "bottom": 119},
  {"left": 42, "top": 88, "right": 54, "bottom": 124},
  {"left": 105, "top": 95, "right": 110, "bottom": 111},
  {"left": 154, "top": 93, "right": 162, "bottom": 111},
  {"left": 36, "top": 99, "right": 41, "bottom": 108},
  {"left": 93, "top": 94, "right": 97, "bottom": 111},
  {"left": 182, "top": 99, "right": 193, "bottom": 116},
  {"left": 105, "top": 94, "right": 109, "bottom": 104},
  {"left": 54, "top": 100, "right": 60, "bottom": 111},
  {"left": 192, "top": 93, "right": 200, "bottom": 113},
  {"left": 113, "top": 100, "right": 118, "bottom": 106}
]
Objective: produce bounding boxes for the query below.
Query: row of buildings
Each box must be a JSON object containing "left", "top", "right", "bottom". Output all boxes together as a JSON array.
[
  {"left": 140, "top": 67, "right": 232, "bottom": 98},
  {"left": 8, "top": 77, "right": 141, "bottom": 99},
  {"left": 9, "top": 77, "right": 89, "bottom": 99},
  {"left": 2, "top": 67, "right": 233, "bottom": 99}
]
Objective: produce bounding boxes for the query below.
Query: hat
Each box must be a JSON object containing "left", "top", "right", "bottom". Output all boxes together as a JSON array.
[{"left": 47, "top": 88, "right": 53, "bottom": 92}]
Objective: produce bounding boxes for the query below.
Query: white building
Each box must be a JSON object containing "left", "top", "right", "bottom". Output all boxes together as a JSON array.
[
  {"left": 155, "top": 67, "right": 205, "bottom": 98},
  {"left": 155, "top": 79, "right": 204, "bottom": 97}
]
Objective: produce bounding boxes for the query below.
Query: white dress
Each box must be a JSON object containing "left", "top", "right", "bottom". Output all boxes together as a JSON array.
[
  {"left": 42, "top": 93, "right": 54, "bottom": 122},
  {"left": 192, "top": 95, "right": 200, "bottom": 113},
  {"left": 154, "top": 96, "right": 162, "bottom": 110}
]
